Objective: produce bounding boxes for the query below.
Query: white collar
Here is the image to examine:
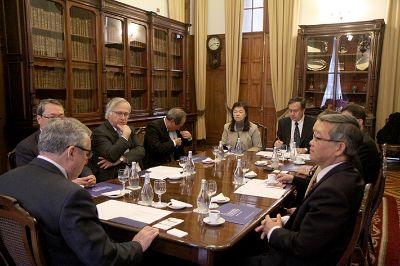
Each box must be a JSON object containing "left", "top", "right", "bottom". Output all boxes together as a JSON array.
[{"left": 38, "top": 155, "right": 68, "bottom": 179}]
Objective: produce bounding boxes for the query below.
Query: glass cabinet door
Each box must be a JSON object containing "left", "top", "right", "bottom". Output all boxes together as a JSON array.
[
  {"left": 104, "top": 16, "right": 125, "bottom": 101},
  {"left": 31, "top": 0, "right": 66, "bottom": 113},
  {"left": 128, "top": 22, "right": 148, "bottom": 111},
  {"left": 170, "top": 32, "right": 184, "bottom": 108},
  {"left": 69, "top": 5, "right": 99, "bottom": 114},
  {"left": 152, "top": 28, "right": 168, "bottom": 111}
]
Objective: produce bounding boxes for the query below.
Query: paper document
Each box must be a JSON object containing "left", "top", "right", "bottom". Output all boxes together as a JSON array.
[
  {"left": 144, "top": 166, "right": 184, "bottom": 180},
  {"left": 256, "top": 151, "right": 273, "bottom": 157},
  {"left": 234, "top": 179, "right": 288, "bottom": 199},
  {"left": 97, "top": 200, "right": 171, "bottom": 224}
]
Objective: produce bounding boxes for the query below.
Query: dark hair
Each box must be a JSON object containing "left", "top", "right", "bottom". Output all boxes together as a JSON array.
[
  {"left": 37, "top": 99, "right": 64, "bottom": 116},
  {"left": 341, "top": 104, "right": 366, "bottom": 124},
  {"left": 229, "top": 102, "right": 250, "bottom": 132},
  {"left": 287, "top": 97, "right": 306, "bottom": 109},
  {"left": 166, "top": 108, "right": 187, "bottom": 125}
]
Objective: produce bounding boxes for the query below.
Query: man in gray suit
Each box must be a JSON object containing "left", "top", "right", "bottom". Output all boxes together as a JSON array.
[{"left": 0, "top": 118, "right": 159, "bottom": 265}]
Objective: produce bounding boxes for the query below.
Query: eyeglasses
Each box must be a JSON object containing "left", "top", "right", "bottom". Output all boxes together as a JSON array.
[
  {"left": 74, "top": 145, "right": 93, "bottom": 159},
  {"left": 41, "top": 114, "right": 65, "bottom": 119},
  {"left": 112, "top": 111, "right": 130, "bottom": 118},
  {"left": 312, "top": 133, "right": 342, "bottom": 143}
]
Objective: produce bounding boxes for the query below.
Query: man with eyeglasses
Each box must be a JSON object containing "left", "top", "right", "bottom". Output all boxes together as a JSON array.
[
  {"left": 89, "top": 97, "right": 145, "bottom": 181},
  {"left": 274, "top": 97, "right": 315, "bottom": 154},
  {"left": 242, "top": 114, "right": 365, "bottom": 265},
  {"left": 15, "top": 98, "right": 96, "bottom": 187},
  {"left": 143, "top": 107, "right": 192, "bottom": 169},
  {"left": 0, "top": 118, "right": 159, "bottom": 264}
]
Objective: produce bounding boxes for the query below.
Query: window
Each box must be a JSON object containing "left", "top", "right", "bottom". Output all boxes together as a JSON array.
[{"left": 243, "top": 0, "right": 264, "bottom": 32}]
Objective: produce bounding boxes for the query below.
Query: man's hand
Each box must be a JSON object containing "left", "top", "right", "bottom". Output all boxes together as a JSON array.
[
  {"left": 255, "top": 214, "right": 283, "bottom": 240},
  {"left": 72, "top": 175, "right": 96, "bottom": 188},
  {"left": 276, "top": 173, "right": 294, "bottom": 183},
  {"left": 173, "top": 137, "right": 182, "bottom": 146},
  {"left": 296, "top": 147, "right": 307, "bottom": 154},
  {"left": 180, "top": 130, "right": 192, "bottom": 139},
  {"left": 132, "top": 226, "right": 159, "bottom": 252},
  {"left": 97, "top": 157, "right": 120, "bottom": 169},
  {"left": 117, "top": 124, "right": 132, "bottom": 139},
  {"left": 274, "top": 139, "right": 283, "bottom": 148}
]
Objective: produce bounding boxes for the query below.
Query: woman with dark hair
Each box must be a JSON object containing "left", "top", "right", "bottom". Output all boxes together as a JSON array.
[{"left": 221, "top": 102, "right": 262, "bottom": 151}]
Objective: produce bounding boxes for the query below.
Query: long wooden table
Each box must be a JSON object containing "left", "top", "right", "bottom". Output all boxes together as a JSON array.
[{"left": 93, "top": 151, "right": 296, "bottom": 265}]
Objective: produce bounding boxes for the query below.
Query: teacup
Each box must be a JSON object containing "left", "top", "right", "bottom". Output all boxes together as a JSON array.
[
  {"left": 294, "top": 157, "right": 305, "bottom": 164},
  {"left": 208, "top": 210, "right": 221, "bottom": 223},
  {"left": 267, "top": 174, "right": 276, "bottom": 183}
]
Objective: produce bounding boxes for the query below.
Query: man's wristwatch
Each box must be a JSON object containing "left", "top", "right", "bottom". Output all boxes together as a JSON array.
[
  {"left": 304, "top": 147, "right": 308, "bottom": 153},
  {"left": 119, "top": 156, "right": 128, "bottom": 164}
]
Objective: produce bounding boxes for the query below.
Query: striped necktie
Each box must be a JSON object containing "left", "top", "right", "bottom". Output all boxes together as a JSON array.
[{"left": 294, "top": 122, "right": 300, "bottom": 147}]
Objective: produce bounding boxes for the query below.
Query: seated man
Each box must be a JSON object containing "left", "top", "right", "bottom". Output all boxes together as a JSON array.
[
  {"left": 274, "top": 97, "right": 315, "bottom": 154},
  {"left": 15, "top": 98, "right": 96, "bottom": 187},
  {"left": 0, "top": 118, "right": 159, "bottom": 265},
  {"left": 143, "top": 108, "right": 192, "bottom": 169},
  {"left": 89, "top": 97, "right": 145, "bottom": 182},
  {"left": 245, "top": 114, "right": 365, "bottom": 265}
]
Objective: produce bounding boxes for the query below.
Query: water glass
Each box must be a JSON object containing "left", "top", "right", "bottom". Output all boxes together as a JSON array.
[
  {"left": 153, "top": 180, "right": 167, "bottom": 208},
  {"left": 280, "top": 144, "right": 288, "bottom": 161},
  {"left": 179, "top": 156, "right": 187, "bottom": 169},
  {"left": 207, "top": 180, "right": 218, "bottom": 209},
  {"left": 212, "top": 146, "right": 220, "bottom": 162},
  {"left": 117, "top": 169, "right": 129, "bottom": 193}
]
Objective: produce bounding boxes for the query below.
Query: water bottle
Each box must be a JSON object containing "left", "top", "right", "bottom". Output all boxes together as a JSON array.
[
  {"left": 196, "top": 179, "right": 209, "bottom": 214},
  {"left": 140, "top": 173, "right": 153, "bottom": 206},
  {"left": 217, "top": 140, "right": 224, "bottom": 161},
  {"left": 129, "top": 162, "right": 140, "bottom": 189},
  {"left": 290, "top": 141, "right": 297, "bottom": 161},
  {"left": 235, "top": 137, "right": 243, "bottom": 156},
  {"left": 185, "top": 151, "right": 195, "bottom": 174},
  {"left": 233, "top": 158, "right": 244, "bottom": 185},
  {"left": 271, "top": 147, "right": 279, "bottom": 170}
]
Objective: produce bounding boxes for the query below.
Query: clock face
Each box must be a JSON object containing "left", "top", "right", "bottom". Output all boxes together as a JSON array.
[{"left": 208, "top": 37, "right": 221, "bottom": 51}]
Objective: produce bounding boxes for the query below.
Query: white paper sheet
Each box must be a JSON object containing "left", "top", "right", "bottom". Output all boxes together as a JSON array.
[
  {"left": 97, "top": 200, "right": 172, "bottom": 224},
  {"left": 234, "top": 179, "right": 287, "bottom": 199},
  {"left": 144, "top": 166, "right": 184, "bottom": 180},
  {"left": 256, "top": 151, "right": 273, "bottom": 157}
]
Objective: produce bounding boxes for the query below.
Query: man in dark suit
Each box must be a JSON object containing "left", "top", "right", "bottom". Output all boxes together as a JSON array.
[
  {"left": 0, "top": 118, "right": 159, "bottom": 265},
  {"left": 89, "top": 97, "right": 145, "bottom": 182},
  {"left": 275, "top": 97, "right": 316, "bottom": 153},
  {"left": 244, "top": 114, "right": 365, "bottom": 265},
  {"left": 143, "top": 108, "right": 192, "bottom": 169},
  {"left": 15, "top": 98, "right": 96, "bottom": 187},
  {"left": 341, "top": 103, "right": 380, "bottom": 184}
]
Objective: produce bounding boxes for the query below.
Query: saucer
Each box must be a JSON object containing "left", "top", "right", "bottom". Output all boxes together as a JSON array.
[
  {"left": 293, "top": 161, "right": 305, "bottom": 165},
  {"left": 255, "top": 161, "right": 268, "bottom": 166},
  {"left": 202, "top": 158, "right": 215, "bottom": 164},
  {"left": 244, "top": 171, "right": 257, "bottom": 178},
  {"left": 103, "top": 191, "right": 124, "bottom": 198},
  {"left": 203, "top": 217, "right": 225, "bottom": 226},
  {"left": 167, "top": 202, "right": 186, "bottom": 210},
  {"left": 209, "top": 203, "right": 219, "bottom": 209},
  {"left": 168, "top": 175, "right": 184, "bottom": 180},
  {"left": 127, "top": 186, "right": 142, "bottom": 191},
  {"left": 212, "top": 197, "right": 230, "bottom": 204}
]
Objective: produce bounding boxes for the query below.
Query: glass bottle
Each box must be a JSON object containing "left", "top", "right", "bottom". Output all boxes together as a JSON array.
[
  {"left": 217, "top": 140, "right": 224, "bottom": 161},
  {"left": 185, "top": 150, "right": 195, "bottom": 174},
  {"left": 233, "top": 158, "right": 244, "bottom": 185},
  {"left": 271, "top": 147, "right": 279, "bottom": 170},
  {"left": 140, "top": 173, "right": 153, "bottom": 206},
  {"left": 195, "top": 179, "right": 209, "bottom": 214},
  {"left": 290, "top": 141, "right": 298, "bottom": 161},
  {"left": 235, "top": 137, "right": 243, "bottom": 156},
  {"left": 129, "top": 162, "right": 140, "bottom": 189}
]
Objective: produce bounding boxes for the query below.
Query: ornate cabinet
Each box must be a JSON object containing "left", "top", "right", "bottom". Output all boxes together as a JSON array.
[{"left": 296, "top": 20, "right": 385, "bottom": 134}]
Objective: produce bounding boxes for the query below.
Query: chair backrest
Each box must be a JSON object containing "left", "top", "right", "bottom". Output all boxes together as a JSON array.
[
  {"left": 253, "top": 122, "right": 267, "bottom": 149},
  {"left": 7, "top": 149, "right": 17, "bottom": 170},
  {"left": 337, "top": 183, "right": 372, "bottom": 266},
  {"left": 0, "top": 195, "right": 45, "bottom": 266},
  {"left": 135, "top": 126, "right": 146, "bottom": 145}
]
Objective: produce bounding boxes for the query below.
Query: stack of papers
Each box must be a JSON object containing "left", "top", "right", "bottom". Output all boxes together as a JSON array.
[
  {"left": 143, "top": 166, "right": 184, "bottom": 180},
  {"left": 234, "top": 179, "right": 287, "bottom": 199}
]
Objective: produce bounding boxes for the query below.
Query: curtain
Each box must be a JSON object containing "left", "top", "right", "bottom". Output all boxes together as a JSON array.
[
  {"left": 194, "top": 0, "right": 207, "bottom": 139},
  {"left": 376, "top": 0, "right": 400, "bottom": 134},
  {"left": 267, "top": 0, "right": 300, "bottom": 114},
  {"left": 168, "top": 0, "right": 185, "bottom": 22},
  {"left": 225, "top": 0, "right": 244, "bottom": 122}
]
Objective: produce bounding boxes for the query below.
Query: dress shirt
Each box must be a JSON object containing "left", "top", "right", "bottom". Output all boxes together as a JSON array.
[{"left": 290, "top": 115, "right": 305, "bottom": 144}]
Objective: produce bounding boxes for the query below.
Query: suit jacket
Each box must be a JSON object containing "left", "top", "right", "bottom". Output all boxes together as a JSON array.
[
  {"left": 221, "top": 122, "right": 262, "bottom": 151},
  {"left": 143, "top": 118, "right": 191, "bottom": 169},
  {"left": 264, "top": 162, "right": 364, "bottom": 265},
  {"left": 0, "top": 158, "right": 143, "bottom": 266},
  {"left": 276, "top": 116, "right": 316, "bottom": 150},
  {"left": 358, "top": 131, "right": 380, "bottom": 184},
  {"left": 89, "top": 120, "right": 145, "bottom": 182},
  {"left": 15, "top": 130, "right": 92, "bottom": 176}
]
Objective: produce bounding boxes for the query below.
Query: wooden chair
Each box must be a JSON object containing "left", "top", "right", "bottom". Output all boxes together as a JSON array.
[
  {"left": 254, "top": 122, "right": 267, "bottom": 149},
  {"left": 7, "top": 149, "right": 17, "bottom": 170},
  {"left": 0, "top": 195, "right": 45, "bottom": 266},
  {"left": 337, "top": 183, "right": 372, "bottom": 266}
]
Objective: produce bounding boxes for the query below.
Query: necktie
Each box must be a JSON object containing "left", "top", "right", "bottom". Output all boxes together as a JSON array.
[
  {"left": 294, "top": 122, "right": 300, "bottom": 147},
  {"left": 304, "top": 167, "right": 321, "bottom": 197}
]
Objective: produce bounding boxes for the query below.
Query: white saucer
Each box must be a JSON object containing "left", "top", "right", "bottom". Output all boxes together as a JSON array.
[
  {"left": 212, "top": 197, "right": 230, "bottom": 204},
  {"left": 265, "top": 180, "right": 279, "bottom": 185},
  {"left": 244, "top": 172, "right": 257, "bottom": 178},
  {"left": 203, "top": 217, "right": 225, "bottom": 226},
  {"left": 209, "top": 203, "right": 219, "bottom": 209},
  {"left": 202, "top": 159, "right": 215, "bottom": 164},
  {"left": 103, "top": 192, "right": 124, "bottom": 198},
  {"left": 127, "top": 186, "right": 142, "bottom": 190},
  {"left": 255, "top": 161, "right": 268, "bottom": 166},
  {"left": 168, "top": 175, "right": 183, "bottom": 180},
  {"left": 293, "top": 161, "right": 306, "bottom": 165},
  {"left": 167, "top": 202, "right": 186, "bottom": 210}
]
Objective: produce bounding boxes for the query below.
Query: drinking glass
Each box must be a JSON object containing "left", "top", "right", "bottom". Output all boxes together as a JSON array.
[
  {"left": 206, "top": 180, "right": 218, "bottom": 209},
  {"left": 280, "top": 144, "right": 288, "bottom": 161},
  {"left": 117, "top": 169, "right": 129, "bottom": 194},
  {"left": 153, "top": 180, "right": 167, "bottom": 208},
  {"left": 212, "top": 146, "right": 219, "bottom": 162},
  {"left": 179, "top": 156, "right": 187, "bottom": 169}
]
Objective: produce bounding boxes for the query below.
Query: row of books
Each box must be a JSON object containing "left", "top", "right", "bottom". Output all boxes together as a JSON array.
[
  {"left": 72, "top": 69, "right": 94, "bottom": 89},
  {"left": 73, "top": 98, "right": 96, "bottom": 113},
  {"left": 153, "top": 54, "right": 167, "bottom": 69},
  {"left": 129, "top": 50, "right": 146, "bottom": 67},
  {"left": 152, "top": 96, "right": 167, "bottom": 109},
  {"left": 31, "top": 6, "right": 63, "bottom": 33},
  {"left": 129, "top": 75, "right": 146, "bottom": 91},
  {"left": 106, "top": 72, "right": 124, "bottom": 90},
  {"left": 71, "top": 16, "right": 94, "bottom": 38},
  {"left": 153, "top": 76, "right": 167, "bottom": 91},
  {"left": 105, "top": 26, "right": 123, "bottom": 44},
  {"left": 105, "top": 47, "right": 124, "bottom": 65},
  {"left": 33, "top": 34, "right": 64, "bottom": 58},
  {"left": 34, "top": 67, "right": 65, "bottom": 89},
  {"left": 153, "top": 30, "right": 168, "bottom": 54},
  {"left": 130, "top": 96, "right": 146, "bottom": 109},
  {"left": 130, "top": 41, "right": 146, "bottom": 49},
  {"left": 71, "top": 40, "right": 95, "bottom": 61},
  {"left": 171, "top": 78, "right": 183, "bottom": 92}
]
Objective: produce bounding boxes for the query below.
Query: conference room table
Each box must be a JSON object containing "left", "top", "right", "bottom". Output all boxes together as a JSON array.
[{"left": 93, "top": 150, "right": 304, "bottom": 265}]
